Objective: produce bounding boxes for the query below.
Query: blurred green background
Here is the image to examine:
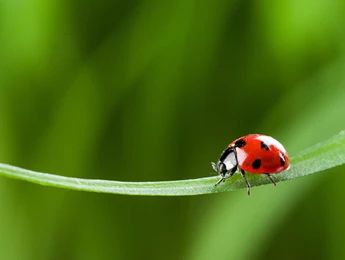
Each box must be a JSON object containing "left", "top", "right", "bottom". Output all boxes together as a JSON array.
[{"left": 1, "top": 0, "right": 345, "bottom": 259}]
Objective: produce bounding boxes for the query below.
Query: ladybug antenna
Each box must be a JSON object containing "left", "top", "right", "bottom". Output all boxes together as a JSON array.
[{"left": 211, "top": 162, "right": 218, "bottom": 172}]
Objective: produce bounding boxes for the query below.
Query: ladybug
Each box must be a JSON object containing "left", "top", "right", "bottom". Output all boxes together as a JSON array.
[{"left": 212, "top": 134, "right": 289, "bottom": 195}]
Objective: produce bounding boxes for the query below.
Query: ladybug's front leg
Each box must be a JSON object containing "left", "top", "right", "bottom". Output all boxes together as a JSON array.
[
  {"left": 240, "top": 169, "right": 251, "bottom": 196},
  {"left": 215, "top": 166, "right": 237, "bottom": 186}
]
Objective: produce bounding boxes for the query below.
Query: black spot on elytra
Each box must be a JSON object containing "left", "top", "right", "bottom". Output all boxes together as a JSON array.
[
  {"left": 260, "top": 141, "right": 270, "bottom": 151},
  {"left": 252, "top": 158, "right": 261, "bottom": 169},
  {"left": 280, "top": 153, "right": 285, "bottom": 167},
  {"left": 235, "top": 139, "right": 246, "bottom": 148}
]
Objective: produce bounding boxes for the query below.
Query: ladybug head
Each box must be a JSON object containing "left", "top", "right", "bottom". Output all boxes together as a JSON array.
[
  {"left": 212, "top": 147, "right": 238, "bottom": 176},
  {"left": 212, "top": 161, "right": 227, "bottom": 176}
]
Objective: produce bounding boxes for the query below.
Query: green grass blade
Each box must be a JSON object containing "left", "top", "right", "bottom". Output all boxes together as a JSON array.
[{"left": 0, "top": 131, "right": 344, "bottom": 196}]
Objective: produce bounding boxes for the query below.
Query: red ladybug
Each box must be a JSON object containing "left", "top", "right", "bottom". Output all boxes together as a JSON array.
[{"left": 212, "top": 134, "right": 290, "bottom": 195}]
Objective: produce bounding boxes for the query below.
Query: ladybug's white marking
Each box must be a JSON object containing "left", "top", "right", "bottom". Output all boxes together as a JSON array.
[
  {"left": 223, "top": 151, "right": 237, "bottom": 170},
  {"left": 236, "top": 147, "right": 248, "bottom": 166},
  {"left": 257, "top": 135, "right": 286, "bottom": 153}
]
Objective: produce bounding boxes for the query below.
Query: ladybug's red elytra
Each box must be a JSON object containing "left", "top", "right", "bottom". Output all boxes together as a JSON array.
[{"left": 212, "top": 134, "right": 290, "bottom": 195}]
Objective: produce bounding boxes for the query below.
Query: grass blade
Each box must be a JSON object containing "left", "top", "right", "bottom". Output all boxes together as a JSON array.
[{"left": 0, "top": 131, "right": 344, "bottom": 196}]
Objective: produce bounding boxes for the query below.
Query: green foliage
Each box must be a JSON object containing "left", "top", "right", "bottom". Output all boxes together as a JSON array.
[
  {"left": 1, "top": 0, "right": 345, "bottom": 260},
  {"left": 0, "top": 131, "right": 344, "bottom": 196}
]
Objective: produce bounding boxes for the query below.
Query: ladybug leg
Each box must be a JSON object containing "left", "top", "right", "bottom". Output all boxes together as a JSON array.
[
  {"left": 265, "top": 174, "right": 276, "bottom": 186},
  {"left": 215, "top": 166, "right": 237, "bottom": 186},
  {"left": 224, "top": 166, "right": 237, "bottom": 180},
  {"left": 215, "top": 177, "right": 225, "bottom": 186},
  {"left": 240, "top": 169, "right": 251, "bottom": 196}
]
